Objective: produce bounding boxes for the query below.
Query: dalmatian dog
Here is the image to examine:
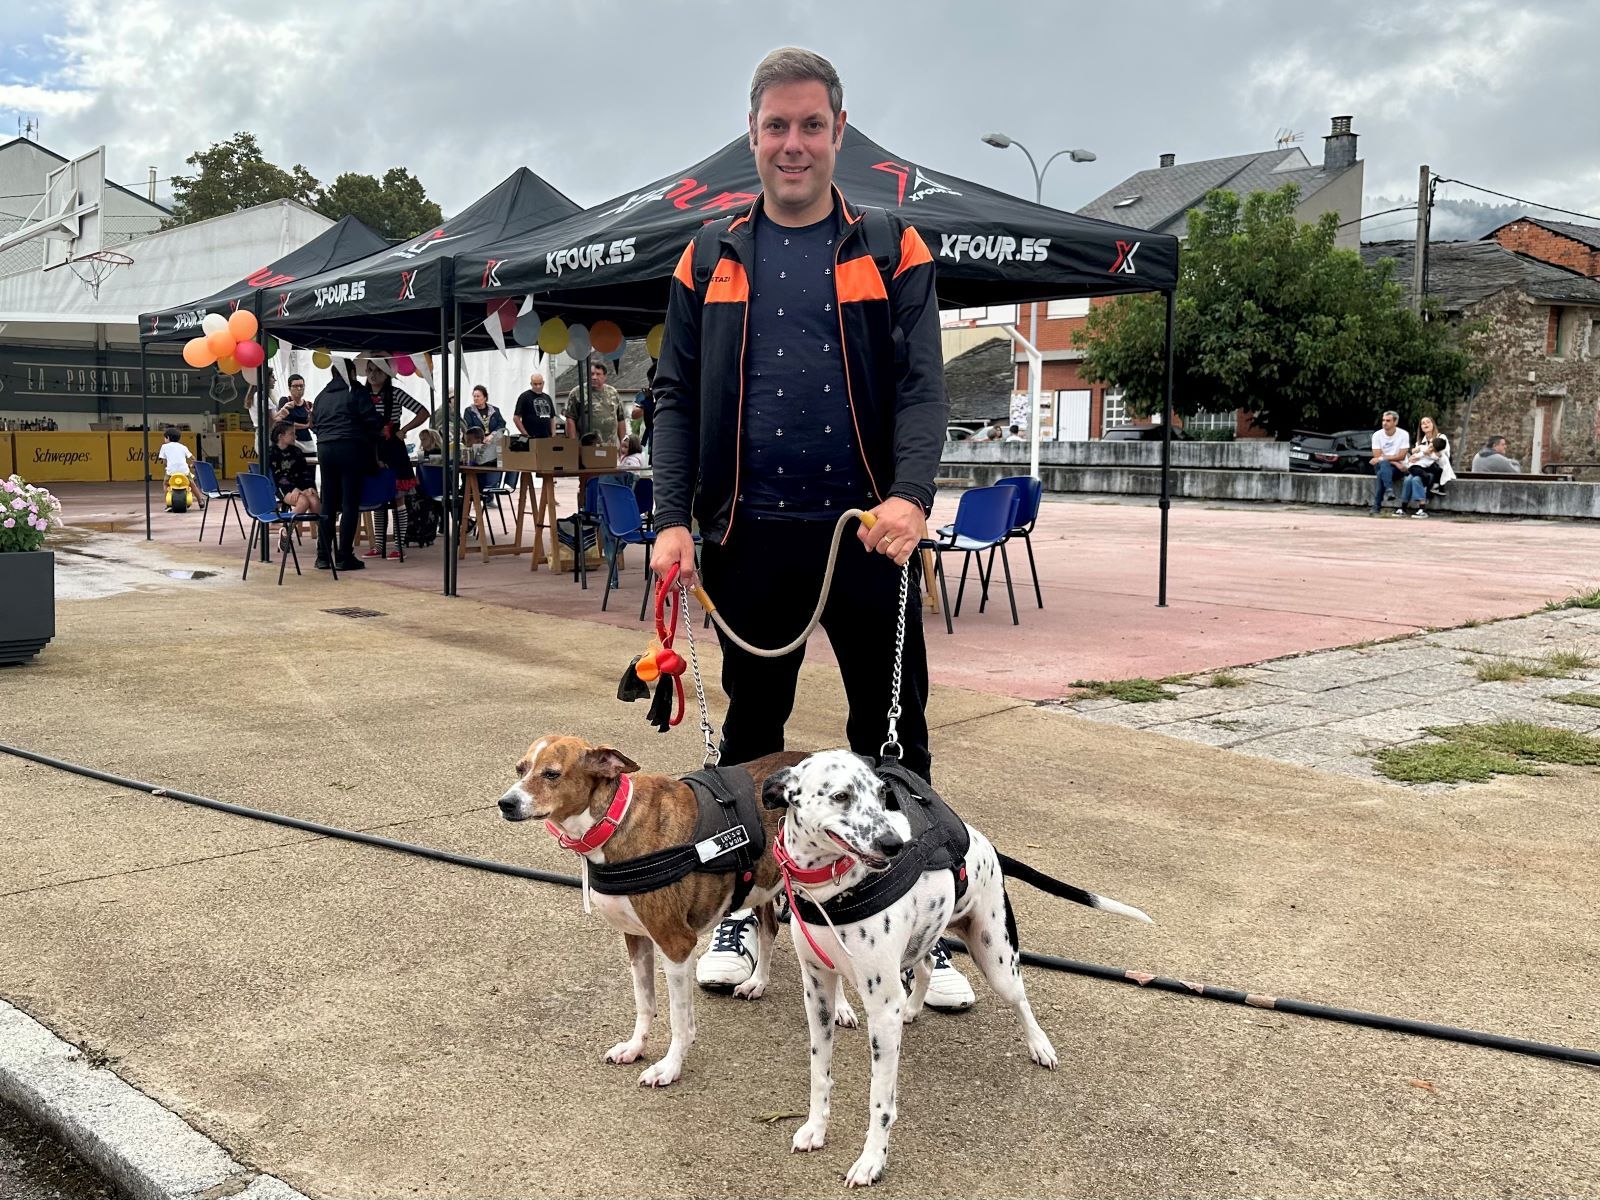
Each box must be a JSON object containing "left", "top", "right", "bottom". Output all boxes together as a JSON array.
[{"left": 763, "top": 750, "right": 1150, "bottom": 1188}]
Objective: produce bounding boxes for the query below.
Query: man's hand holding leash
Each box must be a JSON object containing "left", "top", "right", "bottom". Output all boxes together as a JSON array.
[
  {"left": 651, "top": 525, "right": 699, "bottom": 589},
  {"left": 858, "top": 496, "right": 924, "bottom": 567}
]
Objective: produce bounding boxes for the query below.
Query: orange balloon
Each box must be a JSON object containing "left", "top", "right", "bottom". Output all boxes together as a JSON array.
[
  {"left": 216, "top": 355, "right": 241, "bottom": 375},
  {"left": 207, "top": 329, "right": 237, "bottom": 358},
  {"left": 227, "top": 309, "right": 259, "bottom": 341},
  {"left": 590, "top": 319, "right": 624, "bottom": 355},
  {"left": 183, "top": 336, "right": 216, "bottom": 368}
]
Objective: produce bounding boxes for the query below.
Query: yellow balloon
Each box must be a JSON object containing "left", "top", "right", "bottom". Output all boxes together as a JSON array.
[
  {"left": 537, "top": 317, "right": 569, "bottom": 355},
  {"left": 646, "top": 323, "right": 666, "bottom": 359},
  {"left": 217, "top": 355, "right": 241, "bottom": 375},
  {"left": 312, "top": 349, "right": 332, "bottom": 369}
]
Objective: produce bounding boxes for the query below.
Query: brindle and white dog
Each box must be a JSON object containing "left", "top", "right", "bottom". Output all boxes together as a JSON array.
[{"left": 763, "top": 749, "right": 1150, "bottom": 1188}]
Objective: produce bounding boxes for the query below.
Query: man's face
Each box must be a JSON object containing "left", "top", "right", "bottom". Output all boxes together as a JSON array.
[
  {"left": 1492, "top": 439, "right": 1507, "bottom": 455},
  {"left": 589, "top": 365, "right": 607, "bottom": 389},
  {"left": 1382, "top": 415, "right": 1397, "bottom": 433},
  {"left": 749, "top": 80, "right": 843, "bottom": 221},
  {"left": 530, "top": 374, "right": 543, "bottom": 391}
]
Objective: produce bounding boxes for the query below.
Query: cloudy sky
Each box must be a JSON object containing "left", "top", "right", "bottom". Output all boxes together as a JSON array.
[{"left": 2, "top": 0, "right": 1596, "bottom": 241}]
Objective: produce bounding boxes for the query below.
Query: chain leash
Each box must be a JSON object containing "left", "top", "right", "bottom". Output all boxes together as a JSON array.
[
  {"left": 679, "top": 581, "right": 719, "bottom": 767},
  {"left": 880, "top": 560, "right": 910, "bottom": 761}
]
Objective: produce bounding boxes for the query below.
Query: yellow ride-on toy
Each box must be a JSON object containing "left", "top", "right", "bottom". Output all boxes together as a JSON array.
[{"left": 165, "top": 471, "right": 193, "bottom": 513}]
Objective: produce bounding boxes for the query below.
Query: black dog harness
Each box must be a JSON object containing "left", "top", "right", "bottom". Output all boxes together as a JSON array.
[
  {"left": 787, "top": 760, "right": 971, "bottom": 931},
  {"left": 584, "top": 767, "right": 766, "bottom": 910}
]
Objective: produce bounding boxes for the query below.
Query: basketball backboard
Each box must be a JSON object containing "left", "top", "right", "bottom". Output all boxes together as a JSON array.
[{"left": 41, "top": 146, "right": 106, "bottom": 270}]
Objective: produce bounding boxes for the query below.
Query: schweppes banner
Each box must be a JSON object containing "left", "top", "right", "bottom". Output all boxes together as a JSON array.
[
  {"left": 140, "top": 216, "right": 391, "bottom": 343},
  {"left": 14, "top": 433, "right": 111, "bottom": 482},
  {"left": 452, "top": 125, "right": 1181, "bottom": 333},
  {"left": 221, "top": 432, "right": 260, "bottom": 479},
  {"left": 253, "top": 169, "right": 582, "bottom": 352},
  {"left": 108, "top": 432, "right": 199, "bottom": 481}
]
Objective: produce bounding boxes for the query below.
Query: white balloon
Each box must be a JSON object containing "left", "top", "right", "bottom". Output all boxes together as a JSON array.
[
  {"left": 512, "top": 309, "right": 541, "bottom": 347},
  {"left": 566, "top": 323, "right": 591, "bottom": 359},
  {"left": 201, "top": 313, "right": 228, "bottom": 335}
]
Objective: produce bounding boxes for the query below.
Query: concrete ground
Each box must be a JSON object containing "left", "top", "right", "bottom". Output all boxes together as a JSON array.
[
  {"left": 0, "top": 1096, "right": 115, "bottom": 1200},
  {"left": 2, "top": 531, "right": 1597, "bottom": 1199}
]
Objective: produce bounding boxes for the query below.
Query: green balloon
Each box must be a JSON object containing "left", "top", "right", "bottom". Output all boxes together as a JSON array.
[{"left": 266, "top": 336, "right": 280, "bottom": 358}]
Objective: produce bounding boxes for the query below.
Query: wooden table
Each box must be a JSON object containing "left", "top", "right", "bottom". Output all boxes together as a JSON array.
[
  {"left": 455, "top": 464, "right": 539, "bottom": 563},
  {"left": 531, "top": 467, "right": 650, "bottom": 574}
]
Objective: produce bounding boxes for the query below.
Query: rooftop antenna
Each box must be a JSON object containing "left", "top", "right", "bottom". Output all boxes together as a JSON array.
[
  {"left": 1274, "top": 127, "right": 1303, "bottom": 148},
  {"left": 18, "top": 116, "right": 40, "bottom": 140}
]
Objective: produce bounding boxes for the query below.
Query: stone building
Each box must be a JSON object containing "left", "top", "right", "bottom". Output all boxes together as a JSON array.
[{"left": 1361, "top": 239, "right": 1600, "bottom": 472}]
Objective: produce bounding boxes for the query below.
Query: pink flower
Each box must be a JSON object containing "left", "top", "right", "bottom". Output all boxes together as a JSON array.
[{"left": 2, "top": 518, "right": 13, "bottom": 529}]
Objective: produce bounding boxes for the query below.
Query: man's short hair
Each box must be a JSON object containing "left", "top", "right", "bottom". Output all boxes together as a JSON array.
[
  {"left": 1009, "top": 425, "right": 1021, "bottom": 434},
  {"left": 749, "top": 47, "right": 843, "bottom": 119},
  {"left": 164, "top": 426, "right": 181, "bottom": 442},
  {"left": 287, "top": 373, "right": 304, "bottom": 387},
  {"left": 591, "top": 360, "right": 609, "bottom": 377},
  {"left": 1381, "top": 410, "right": 1399, "bottom": 422},
  {"left": 1488, "top": 435, "right": 1507, "bottom": 449}
]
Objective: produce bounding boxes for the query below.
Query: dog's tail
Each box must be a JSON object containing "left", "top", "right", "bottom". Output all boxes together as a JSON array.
[{"left": 996, "top": 852, "right": 1153, "bottom": 924}]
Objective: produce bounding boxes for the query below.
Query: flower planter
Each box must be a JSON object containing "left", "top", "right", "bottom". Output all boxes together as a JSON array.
[{"left": 0, "top": 550, "right": 55, "bottom": 665}]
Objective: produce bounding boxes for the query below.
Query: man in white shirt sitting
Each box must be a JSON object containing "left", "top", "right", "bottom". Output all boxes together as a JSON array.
[{"left": 1368, "top": 410, "right": 1411, "bottom": 516}]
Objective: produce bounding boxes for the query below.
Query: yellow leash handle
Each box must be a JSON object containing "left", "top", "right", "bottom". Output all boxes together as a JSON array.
[{"left": 692, "top": 510, "right": 878, "bottom": 619}]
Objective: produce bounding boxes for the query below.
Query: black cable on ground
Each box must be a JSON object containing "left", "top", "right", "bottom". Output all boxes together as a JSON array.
[{"left": 5, "top": 742, "right": 1597, "bottom": 1070}]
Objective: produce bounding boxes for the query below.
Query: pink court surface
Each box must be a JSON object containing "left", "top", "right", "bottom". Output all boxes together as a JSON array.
[{"left": 55, "top": 482, "right": 1600, "bottom": 702}]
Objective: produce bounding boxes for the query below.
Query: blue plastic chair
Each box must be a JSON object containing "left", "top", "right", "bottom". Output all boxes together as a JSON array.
[
  {"left": 483, "top": 470, "right": 517, "bottom": 535},
  {"left": 417, "top": 464, "right": 445, "bottom": 503},
  {"left": 594, "top": 482, "right": 700, "bottom": 618},
  {"left": 357, "top": 469, "right": 403, "bottom": 561},
  {"left": 632, "top": 476, "right": 654, "bottom": 530},
  {"left": 928, "top": 484, "right": 1020, "bottom": 627},
  {"left": 246, "top": 462, "right": 264, "bottom": 474},
  {"left": 557, "top": 480, "right": 606, "bottom": 588},
  {"left": 994, "top": 475, "right": 1044, "bottom": 609},
  {"left": 193, "top": 460, "right": 245, "bottom": 545},
  {"left": 237, "top": 471, "right": 330, "bottom": 584}
]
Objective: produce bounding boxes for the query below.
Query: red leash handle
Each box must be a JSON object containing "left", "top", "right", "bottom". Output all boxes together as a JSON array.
[{"left": 651, "top": 562, "right": 686, "bottom": 727}]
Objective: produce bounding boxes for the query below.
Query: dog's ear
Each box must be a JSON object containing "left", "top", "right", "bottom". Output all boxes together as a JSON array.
[
  {"left": 582, "top": 746, "right": 640, "bottom": 780},
  {"left": 761, "top": 767, "right": 794, "bottom": 810}
]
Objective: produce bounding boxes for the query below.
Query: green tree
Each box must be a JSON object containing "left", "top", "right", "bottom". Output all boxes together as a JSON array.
[
  {"left": 168, "top": 132, "right": 320, "bottom": 225},
  {"left": 315, "top": 168, "right": 443, "bottom": 241},
  {"left": 1077, "top": 184, "right": 1486, "bottom": 437}
]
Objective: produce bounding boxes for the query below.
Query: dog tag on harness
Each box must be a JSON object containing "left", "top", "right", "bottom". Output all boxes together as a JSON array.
[{"left": 694, "top": 825, "right": 751, "bottom": 864}]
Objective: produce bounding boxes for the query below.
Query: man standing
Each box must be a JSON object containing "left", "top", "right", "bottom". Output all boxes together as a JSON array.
[
  {"left": 274, "top": 374, "right": 313, "bottom": 449},
  {"left": 514, "top": 371, "right": 557, "bottom": 439},
  {"left": 652, "top": 47, "right": 972, "bottom": 1008},
  {"left": 1368, "top": 410, "right": 1411, "bottom": 515},
  {"left": 565, "top": 359, "right": 626, "bottom": 446},
  {"left": 1471, "top": 436, "right": 1522, "bottom": 474}
]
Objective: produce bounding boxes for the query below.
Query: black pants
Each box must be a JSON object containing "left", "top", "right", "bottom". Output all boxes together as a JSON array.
[
  {"left": 317, "top": 440, "right": 368, "bottom": 562},
  {"left": 700, "top": 516, "right": 931, "bottom": 781}
]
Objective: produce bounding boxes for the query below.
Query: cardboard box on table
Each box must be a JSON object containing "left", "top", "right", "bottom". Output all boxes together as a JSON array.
[
  {"left": 502, "top": 436, "right": 578, "bottom": 474},
  {"left": 580, "top": 444, "right": 618, "bottom": 471}
]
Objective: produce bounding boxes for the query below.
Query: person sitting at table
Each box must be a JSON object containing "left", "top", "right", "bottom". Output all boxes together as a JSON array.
[
  {"left": 415, "top": 429, "right": 444, "bottom": 462},
  {"left": 463, "top": 385, "right": 506, "bottom": 440},
  {"left": 619, "top": 434, "right": 647, "bottom": 469}
]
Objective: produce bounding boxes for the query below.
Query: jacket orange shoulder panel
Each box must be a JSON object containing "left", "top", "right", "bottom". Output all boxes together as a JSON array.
[
  {"left": 894, "top": 225, "right": 933, "bottom": 279},
  {"left": 836, "top": 254, "right": 888, "bottom": 304},
  {"left": 705, "top": 259, "right": 749, "bottom": 305}
]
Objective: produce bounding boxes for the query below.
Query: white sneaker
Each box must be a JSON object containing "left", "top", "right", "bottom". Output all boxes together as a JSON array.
[
  {"left": 696, "top": 910, "right": 757, "bottom": 992},
  {"left": 905, "top": 939, "right": 976, "bottom": 1012}
]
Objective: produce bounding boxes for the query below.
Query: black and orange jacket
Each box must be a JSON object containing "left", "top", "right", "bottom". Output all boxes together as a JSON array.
[{"left": 651, "top": 186, "right": 948, "bottom": 542}]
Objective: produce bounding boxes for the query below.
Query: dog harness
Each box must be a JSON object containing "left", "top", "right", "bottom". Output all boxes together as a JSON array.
[
  {"left": 574, "top": 766, "right": 767, "bottom": 911},
  {"left": 781, "top": 760, "right": 971, "bottom": 969}
]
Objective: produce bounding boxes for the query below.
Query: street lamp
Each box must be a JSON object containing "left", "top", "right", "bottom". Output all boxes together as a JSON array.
[{"left": 982, "top": 131, "right": 1098, "bottom": 454}]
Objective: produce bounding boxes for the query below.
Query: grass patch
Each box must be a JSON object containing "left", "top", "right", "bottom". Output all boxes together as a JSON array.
[
  {"left": 1474, "top": 658, "right": 1565, "bottom": 682},
  {"left": 1553, "top": 692, "right": 1600, "bottom": 709},
  {"left": 1206, "top": 670, "right": 1246, "bottom": 688},
  {"left": 1545, "top": 649, "right": 1597, "bottom": 671},
  {"left": 1069, "top": 678, "right": 1178, "bottom": 704},
  {"left": 1372, "top": 721, "right": 1600, "bottom": 783},
  {"left": 1543, "top": 588, "right": 1600, "bottom": 611}
]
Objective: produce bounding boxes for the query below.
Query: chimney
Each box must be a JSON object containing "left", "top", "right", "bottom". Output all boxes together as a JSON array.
[
  {"left": 1323, "top": 115, "right": 1357, "bottom": 172},
  {"left": 1158, "top": 153, "right": 1175, "bottom": 168}
]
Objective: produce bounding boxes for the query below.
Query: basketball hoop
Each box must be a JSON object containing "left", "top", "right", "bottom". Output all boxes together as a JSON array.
[{"left": 67, "top": 249, "right": 134, "bottom": 300}]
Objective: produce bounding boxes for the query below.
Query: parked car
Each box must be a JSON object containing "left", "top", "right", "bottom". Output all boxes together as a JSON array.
[
  {"left": 946, "top": 424, "right": 979, "bottom": 442},
  {"left": 1289, "top": 429, "right": 1374, "bottom": 473},
  {"left": 1101, "top": 424, "right": 1191, "bottom": 442}
]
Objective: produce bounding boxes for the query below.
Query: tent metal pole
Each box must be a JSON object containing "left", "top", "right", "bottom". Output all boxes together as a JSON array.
[
  {"left": 1158, "top": 289, "right": 1175, "bottom": 608},
  {"left": 255, "top": 292, "right": 271, "bottom": 563},
  {"left": 140, "top": 342, "right": 151, "bottom": 540},
  {"left": 445, "top": 299, "right": 459, "bottom": 597}
]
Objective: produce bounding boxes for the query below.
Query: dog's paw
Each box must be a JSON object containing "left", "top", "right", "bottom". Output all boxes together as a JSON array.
[
  {"left": 604, "top": 1040, "right": 646, "bottom": 1065},
  {"left": 844, "top": 1150, "right": 886, "bottom": 1188},
  {"left": 637, "top": 1058, "right": 683, "bottom": 1088},
  {"left": 733, "top": 977, "right": 767, "bottom": 1001},
  {"left": 1028, "top": 1034, "right": 1059, "bottom": 1070},
  {"left": 791, "top": 1119, "right": 828, "bottom": 1153},
  {"left": 834, "top": 998, "right": 860, "bottom": 1029},
  {"left": 902, "top": 1002, "right": 923, "bottom": 1025}
]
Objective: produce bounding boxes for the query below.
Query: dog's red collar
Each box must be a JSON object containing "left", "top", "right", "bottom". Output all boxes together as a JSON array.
[
  {"left": 545, "top": 775, "right": 633, "bottom": 855},
  {"left": 774, "top": 823, "right": 855, "bottom": 970}
]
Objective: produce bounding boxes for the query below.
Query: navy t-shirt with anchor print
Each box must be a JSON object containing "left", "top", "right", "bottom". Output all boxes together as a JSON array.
[{"left": 739, "top": 210, "right": 867, "bottom": 520}]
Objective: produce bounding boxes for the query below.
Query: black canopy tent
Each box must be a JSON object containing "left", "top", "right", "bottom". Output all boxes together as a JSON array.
[
  {"left": 133, "top": 215, "right": 393, "bottom": 541},
  {"left": 449, "top": 127, "right": 1183, "bottom": 603},
  {"left": 242, "top": 169, "right": 582, "bottom": 583}
]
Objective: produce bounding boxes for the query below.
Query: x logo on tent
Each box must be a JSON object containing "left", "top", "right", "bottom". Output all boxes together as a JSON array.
[
  {"left": 1110, "top": 240, "right": 1141, "bottom": 275},
  {"left": 274, "top": 293, "right": 291, "bottom": 318},
  {"left": 482, "top": 259, "right": 504, "bottom": 289},
  {"left": 398, "top": 271, "right": 417, "bottom": 301}
]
